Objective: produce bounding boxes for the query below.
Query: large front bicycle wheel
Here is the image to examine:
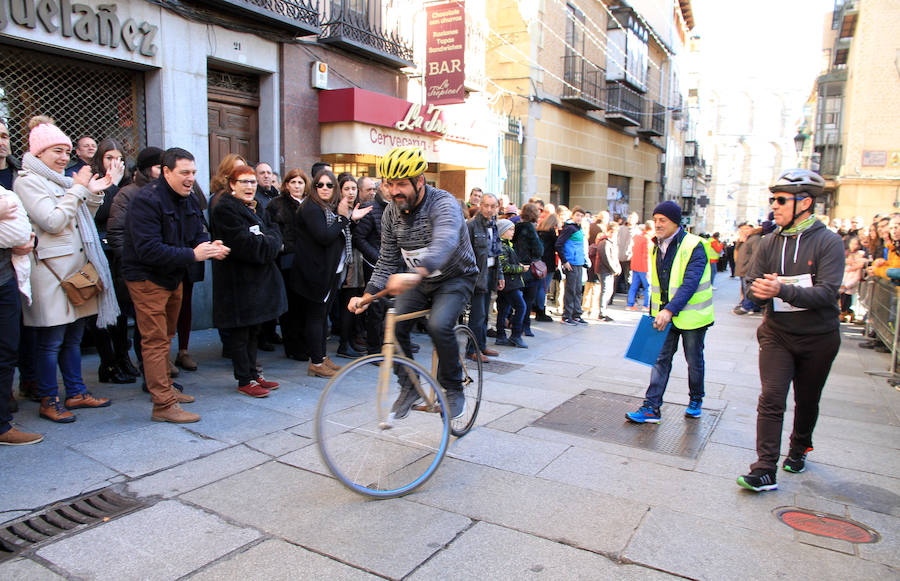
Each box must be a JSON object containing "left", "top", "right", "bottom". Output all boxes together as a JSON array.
[
  {"left": 452, "top": 324, "right": 483, "bottom": 437},
  {"left": 315, "top": 354, "right": 450, "bottom": 499}
]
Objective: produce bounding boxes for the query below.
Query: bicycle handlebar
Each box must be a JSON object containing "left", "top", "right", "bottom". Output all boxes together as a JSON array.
[{"left": 357, "top": 288, "right": 391, "bottom": 309}]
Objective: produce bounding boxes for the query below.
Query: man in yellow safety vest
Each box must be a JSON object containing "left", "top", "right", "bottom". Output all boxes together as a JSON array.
[{"left": 626, "top": 200, "right": 714, "bottom": 423}]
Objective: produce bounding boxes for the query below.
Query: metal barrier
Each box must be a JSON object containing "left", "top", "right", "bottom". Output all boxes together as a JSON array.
[{"left": 859, "top": 276, "right": 900, "bottom": 377}]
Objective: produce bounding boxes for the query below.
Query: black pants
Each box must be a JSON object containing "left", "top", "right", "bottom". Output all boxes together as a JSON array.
[
  {"left": 365, "top": 297, "right": 387, "bottom": 355},
  {"left": 279, "top": 269, "right": 307, "bottom": 358},
  {"left": 521, "top": 278, "right": 539, "bottom": 333},
  {"left": 340, "top": 287, "right": 364, "bottom": 347},
  {"left": 751, "top": 323, "right": 841, "bottom": 473},
  {"left": 0, "top": 278, "right": 21, "bottom": 434},
  {"left": 297, "top": 295, "right": 330, "bottom": 364},
  {"left": 225, "top": 324, "right": 261, "bottom": 385},
  {"left": 395, "top": 275, "right": 474, "bottom": 392}
]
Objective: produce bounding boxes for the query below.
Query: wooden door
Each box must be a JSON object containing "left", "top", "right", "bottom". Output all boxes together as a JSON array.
[{"left": 208, "top": 100, "right": 258, "bottom": 178}]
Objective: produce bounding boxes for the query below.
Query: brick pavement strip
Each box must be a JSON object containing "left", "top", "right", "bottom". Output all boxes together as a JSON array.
[{"left": 1, "top": 278, "right": 898, "bottom": 579}]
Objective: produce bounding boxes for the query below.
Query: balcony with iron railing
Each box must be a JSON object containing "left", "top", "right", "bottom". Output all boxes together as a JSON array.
[
  {"left": 319, "top": 1, "right": 414, "bottom": 68},
  {"left": 605, "top": 81, "right": 642, "bottom": 126},
  {"left": 560, "top": 54, "right": 604, "bottom": 110},
  {"left": 199, "top": 0, "right": 320, "bottom": 35},
  {"left": 638, "top": 100, "right": 665, "bottom": 136}
]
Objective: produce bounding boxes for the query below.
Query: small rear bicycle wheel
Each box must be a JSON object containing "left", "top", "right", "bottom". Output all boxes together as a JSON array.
[
  {"left": 452, "top": 324, "right": 483, "bottom": 437},
  {"left": 315, "top": 354, "right": 450, "bottom": 498}
]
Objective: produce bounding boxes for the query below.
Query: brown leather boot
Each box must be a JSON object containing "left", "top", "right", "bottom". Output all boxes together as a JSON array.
[
  {"left": 175, "top": 350, "right": 198, "bottom": 371},
  {"left": 151, "top": 403, "right": 200, "bottom": 423},
  {"left": 175, "top": 391, "right": 195, "bottom": 404},
  {"left": 19, "top": 380, "right": 40, "bottom": 402},
  {"left": 322, "top": 356, "right": 341, "bottom": 371},
  {"left": 307, "top": 362, "right": 336, "bottom": 378},
  {"left": 65, "top": 392, "right": 111, "bottom": 409},
  {"left": 0, "top": 427, "right": 44, "bottom": 445},
  {"left": 40, "top": 397, "right": 76, "bottom": 423},
  {"left": 168, "top": 359, "right": 180, "bottom": 378}
]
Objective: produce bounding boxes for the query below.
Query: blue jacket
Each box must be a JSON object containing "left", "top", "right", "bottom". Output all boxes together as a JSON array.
[
  {"left": 654, "top": 228, "right": 708, "bottom": 317},
  {"left": 555, "top": 221, "right": 586, "bottom": 266},
  {"left": 122, "top": 178, "right": 210, "bottom": 290}
]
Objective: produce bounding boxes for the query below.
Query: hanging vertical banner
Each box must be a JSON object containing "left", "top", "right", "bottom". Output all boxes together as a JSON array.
[{"left": 426, "top": 1, "right": 466, "bottom": 105}]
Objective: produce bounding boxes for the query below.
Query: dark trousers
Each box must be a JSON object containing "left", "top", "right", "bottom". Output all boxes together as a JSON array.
[
  {"left": 297, "top": 295, "right": 329, "bottom": 364},
  {"left": 645, "top": 325, "right": 707, "bottom": 410},
  {"left": 0, "top": 278, "right": 21, "bottom": 434},
  {"left": 279, "top": 269, "right": 306, "bottom": 358},
  {"left": 364, "top": 297, "right": 387, "bottom": 355},
  {"left": 751, "top": 324, "right": 840, "bottom": 473},
  {"left": 395, "top": 275, "right": 474, "bottom": 392},
  {"left": 562, "top": 266, "right": 584, "bottom": 319},
  {"left": 615, "top": 259, "right": 631, "bottom": 294},
  {"left": 340, "top": 287, "right": 364, "bottom": 346},
  {"left": 497, "top": 288, "right": 526, "bottom": 338},
  {"left": 521, "top": 278, "right": 539, "bottom": 333},
  {"left": 467, "top": 290, "right": 491, "bottom": 352},
  {"left": 177, "top": 279, "right": 194, "bottom": 351},
  {"left": 226, "top": 324, "right": 261, "bottom": 385}
]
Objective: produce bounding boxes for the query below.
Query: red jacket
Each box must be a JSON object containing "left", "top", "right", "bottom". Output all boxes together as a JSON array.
[{"left": 631, "top": 233, "right": 650, "bottom": 273}]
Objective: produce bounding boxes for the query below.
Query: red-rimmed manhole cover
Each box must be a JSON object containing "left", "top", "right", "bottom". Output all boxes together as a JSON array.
[{"left": 775, "top": 508, "right": 880, "bottom": 543}]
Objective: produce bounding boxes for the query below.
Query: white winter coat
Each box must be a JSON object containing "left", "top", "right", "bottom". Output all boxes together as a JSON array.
[{"left": 14, "top": 170, "right": 103, "bottom": 327}]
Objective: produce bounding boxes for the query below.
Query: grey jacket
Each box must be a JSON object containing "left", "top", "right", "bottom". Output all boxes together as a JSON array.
[
  {"left": 365, "top": 185, "right": 477, "bottom": 294},
  {"left": 467, "top": 213, "right": 502, "bottom": 293}
]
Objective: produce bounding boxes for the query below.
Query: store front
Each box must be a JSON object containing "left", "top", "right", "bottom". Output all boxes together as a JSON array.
[
  {"left": 318, "top": 88, "right": 492, "bottom": 199},
  {"left": 0, "top": 0, "right": 280, "bottom": 328}
]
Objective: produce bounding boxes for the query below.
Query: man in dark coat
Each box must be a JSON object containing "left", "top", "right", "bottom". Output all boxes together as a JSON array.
[
  {"left": 123, "top": 148, "right": 230, "bottom": 424},
  {"left": 467, "top": 193, "right": 503, "bottom": 361},
  {"left": 353, "top": 178, "right": 390, "bottom": 355}
]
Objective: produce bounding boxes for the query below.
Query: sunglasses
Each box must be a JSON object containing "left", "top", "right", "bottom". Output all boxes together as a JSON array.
[
  {"left": 316, "top": 182, "right": 334, "bottom": 189},
  {"left": 769, "top": 195, "right": 807, "bottom": 206}
]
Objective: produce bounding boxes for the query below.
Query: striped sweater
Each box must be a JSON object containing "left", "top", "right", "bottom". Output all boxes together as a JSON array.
[{"left": 365, "top": 185, "right": 477, "bottom": 294}]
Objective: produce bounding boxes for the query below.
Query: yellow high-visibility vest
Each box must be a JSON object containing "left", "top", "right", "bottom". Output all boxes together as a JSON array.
[{"left": 650, "top": 233, "right": 714, "bottom": 330}]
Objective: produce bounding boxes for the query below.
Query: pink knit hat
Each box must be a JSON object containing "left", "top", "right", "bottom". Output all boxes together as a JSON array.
[{"left": 28, "top": 123, "right": 72, "bottom": 156}]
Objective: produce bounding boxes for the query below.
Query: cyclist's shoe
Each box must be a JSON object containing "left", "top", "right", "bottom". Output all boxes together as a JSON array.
[
  {"left": 445, "top": 389, "right": 466, "bottom": 420},
  {"left": 684, "top": 399, "right": 702, "bottom": 418},
  {"left": 625, "top": 401, "right": 660, "bottom": 423},
  {"left": 390, "top": 387, "right": 422, "bottom": 421},
  {"left": 783, "top": 447, "right": 813, "bottom": 473},
  {"left": 737, "top": 470, "right": 778, "bottom": 492}
]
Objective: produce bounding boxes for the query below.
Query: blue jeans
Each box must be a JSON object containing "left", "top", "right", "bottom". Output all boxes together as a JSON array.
[
  {"left": 33, "top": 318, "right": 88, "bottom": 399},
  {"left": 467, "top": 290, "right": 491, "bottom": 353},
  {"left": 739, "top": 278, "right": 760, "bottom": 312},
  {"left": 0, "top": 277, "right": 20, "bottom": 434},
  {"left": 534, "top": 276, "right": 547, "bottom": 311},
  {"left": 628, "top": 271, "right": 650, "bottom": 308},
  {"left": 521, "top": 278, "right": 540, "bottom": 332},
  {"left": 396, "top": 275, "right": 475, "bottom": 392},
  {"left": 644, "top": 325, "right": 707, "bottom": 410},
  {"left": 497, "top": 288, "right": 526, "bottom": 338}
]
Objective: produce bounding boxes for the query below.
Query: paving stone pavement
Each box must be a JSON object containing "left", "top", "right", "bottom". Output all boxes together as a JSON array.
[{"left": 1, "top": 276, "right": 898, "bottom": 580}]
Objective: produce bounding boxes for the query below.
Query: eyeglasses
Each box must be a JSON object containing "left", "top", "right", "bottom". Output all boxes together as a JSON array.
[
  {"left": 316, "top": 182, "right": 334, "bottom": 189},
  {"left": 769, "top": 195, "right": 807, "bottom": 206},
  {"left": 236, "top": 179, "right": 257, "bottom": 185}
]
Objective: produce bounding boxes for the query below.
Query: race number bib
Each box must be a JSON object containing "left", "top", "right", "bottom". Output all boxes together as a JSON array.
[
  {"left": 401, "top": 247, "right": 442, "bottom": 278},
  {"left": 773, "top": 273, "right": 812, "bottom": 312}
]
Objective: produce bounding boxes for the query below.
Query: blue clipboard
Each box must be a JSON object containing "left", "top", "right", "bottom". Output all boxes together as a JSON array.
[{"left": 625, "top": 315, "right": 672, "bottom": 367}]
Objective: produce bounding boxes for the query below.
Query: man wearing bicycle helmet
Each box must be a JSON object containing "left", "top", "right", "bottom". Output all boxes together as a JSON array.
[
  {"left": 349, "top": 146, "right": 477, "bottom": 420},
  {"left": 737, "top": 169, "right": 845, "bottom": 492}
]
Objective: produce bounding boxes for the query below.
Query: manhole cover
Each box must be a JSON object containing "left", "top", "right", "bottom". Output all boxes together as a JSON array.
[
  {"left": 532, "top": 390, "right": 721, "bottom": 458},
  {"left": 0, "top": 488, "right": 145, "bottom": 563},
  {"left": 775, "top": 508, "right": 880, "bottom": 543},
  {"left": 483, "top": 360, "right": 524, "bottom": 375}
]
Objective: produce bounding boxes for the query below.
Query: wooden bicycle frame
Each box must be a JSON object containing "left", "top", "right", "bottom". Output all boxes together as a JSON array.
[{"left": 377, "top": 307, "right": 440, "bottom": 428}]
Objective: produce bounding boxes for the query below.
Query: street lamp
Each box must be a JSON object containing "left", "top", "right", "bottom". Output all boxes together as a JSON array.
[{"left": 793, "top": 131, "right": 807, "bottom": 168}]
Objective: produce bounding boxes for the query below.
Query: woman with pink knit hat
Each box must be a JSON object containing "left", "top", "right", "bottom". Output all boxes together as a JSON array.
[{"left": 14, "top": 116, "right": 122, "bottom": 423}]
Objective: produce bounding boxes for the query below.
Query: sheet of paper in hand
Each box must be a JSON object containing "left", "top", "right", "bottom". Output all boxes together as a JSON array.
[{"left": 773, "top": 273, "right": 812, "bottom": 312}]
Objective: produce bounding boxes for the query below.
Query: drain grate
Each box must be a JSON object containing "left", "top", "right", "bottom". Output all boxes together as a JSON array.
[
  {"left": 0, "top": 488, "right": 145, "bottom": 563},
  {"left": 775, "top": 507, "right": 880, "bottom": 543},
  {"left": 532, "top": 389, "right": 721, "bottom": 458}
]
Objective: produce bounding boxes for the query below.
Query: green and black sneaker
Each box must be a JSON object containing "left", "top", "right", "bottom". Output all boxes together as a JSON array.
[
  {"left": 783, "top": 447, "right": 813, "bottom": 473},
  {"left": 737, "top": 470, "right": 778, "bottom": 492}
]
